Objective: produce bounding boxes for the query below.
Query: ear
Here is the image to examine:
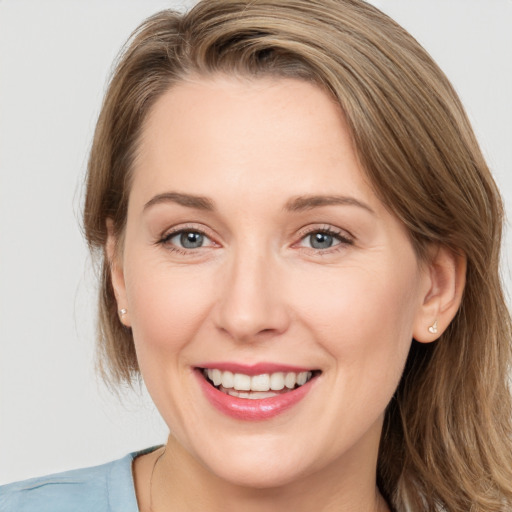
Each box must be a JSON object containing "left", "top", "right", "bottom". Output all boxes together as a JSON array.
[
  {"left": 106, "top": 218, "right": 131, "bottom": 328},
  {"left": 413, "top": 245, "right": 466, "bottom": 343}
]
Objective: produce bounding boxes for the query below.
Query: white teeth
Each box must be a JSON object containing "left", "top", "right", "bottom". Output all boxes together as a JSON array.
[
  {"left": 233, "top": 373, "right": 251, "bottom": 391},
  {"left": 221, "top": 371, "right": 234, "bottom": 388},
  {"left": 212, "top": 369, "right": 222, "bottom": 386},
  {"left": 297, "top": 371, "right": 308, "bottom": 386},
  {"left": 207, "top": 368, "right": 222, "bottom": 386},
  {"left": 204, "top": 369, "right": 314, "bottom": 392},
  {"left": 270, "top": 372, "right": 285, "bottom": 390},
  {"left": 251, "top": 374, "right": 270, "bottom": 391},
  {"left": 226, "top": 389, "right": 278, "bottom": 399},
  {"left": 285, "top": 372, "right": 296, "bottom": 389}
]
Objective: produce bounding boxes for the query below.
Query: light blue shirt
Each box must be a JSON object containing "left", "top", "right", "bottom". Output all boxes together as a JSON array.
[{"left": 0, "top": 447, "right": 158, "bottom": 512}]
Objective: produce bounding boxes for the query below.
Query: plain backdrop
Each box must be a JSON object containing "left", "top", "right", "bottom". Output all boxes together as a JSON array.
[{"left": 0, "top": 0, "right": 511, "bottom": 484}]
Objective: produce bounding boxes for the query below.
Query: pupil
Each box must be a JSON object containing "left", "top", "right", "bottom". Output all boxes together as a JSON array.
[
  {"left": 310, "top": 232, "right": 333, "bottom": 249},
  {"left": 180, "top": 232, "right": 203, "bottom": 248}
]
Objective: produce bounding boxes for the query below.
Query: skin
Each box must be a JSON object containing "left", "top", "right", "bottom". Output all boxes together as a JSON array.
[{"left": 109, "top": 76, "right": 465, "bottom": 511}]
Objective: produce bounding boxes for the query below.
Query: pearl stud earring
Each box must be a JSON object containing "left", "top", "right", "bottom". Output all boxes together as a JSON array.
[
  {"left": 119, "top": 308, "right": 127, "bottom": 316},
  {"left": 428, "top": 320, "right": 438, "bottom": 334}
]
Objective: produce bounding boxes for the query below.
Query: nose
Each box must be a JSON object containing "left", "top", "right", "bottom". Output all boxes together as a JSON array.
[{"left": 214, "top": 248, "right": 291, "bottom": 343}]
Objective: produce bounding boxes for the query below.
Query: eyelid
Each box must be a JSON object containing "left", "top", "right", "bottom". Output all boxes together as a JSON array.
[
  {"left": 295, "top": 224, "right": 354, "bottom": 244},
  {"left": 158, "top": 223, "right": 220, "bottom": 248},
  {"left": 290, "top": 225, "right": 355, "bottom": 256}
]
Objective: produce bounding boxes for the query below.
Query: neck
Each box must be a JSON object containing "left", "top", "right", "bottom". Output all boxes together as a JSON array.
[{"left": 142, "top": 434, "right": 389, "bottom": 512}]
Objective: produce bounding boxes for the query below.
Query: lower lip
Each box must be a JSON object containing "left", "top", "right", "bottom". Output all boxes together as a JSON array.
[{"left": 195, "top": 369, "right": 315, "bottom": 421}]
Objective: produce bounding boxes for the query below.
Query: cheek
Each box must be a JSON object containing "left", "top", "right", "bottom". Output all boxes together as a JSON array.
[
  {"left": 293, "top": 261, "right": 420, "bottom": 386},
  {"left": 124, "top": 256, "right": 215, "bottom": 364},
  {"left": 123, "top": 256, "right": 218, "bottom": 431}
]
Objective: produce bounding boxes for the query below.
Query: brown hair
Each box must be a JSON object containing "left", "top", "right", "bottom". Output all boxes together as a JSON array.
[{"left": 83, "top": 1, "right": 512, "bottom": 509}]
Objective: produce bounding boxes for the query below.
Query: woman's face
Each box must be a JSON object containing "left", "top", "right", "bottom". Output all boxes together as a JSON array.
[{"left": 113, "top": 76, "right": 432, "bottom": 487}]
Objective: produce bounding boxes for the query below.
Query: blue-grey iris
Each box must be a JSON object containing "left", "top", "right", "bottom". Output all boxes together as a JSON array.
[
  {"left": 181, "top": 232, "right": 204, "bottom": 248},
  {"left": 310, "top": 233, "right": 334, "bottom": 249}
]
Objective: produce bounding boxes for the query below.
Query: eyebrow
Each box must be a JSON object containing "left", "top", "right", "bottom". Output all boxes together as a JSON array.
[
  {"left": 284, "top": 195, "right": 375, "bottom": 214},
  {"left": 143, "top": 191, "right": 374, "bottom": 215},
  {"left": 143, "top": 192, "right": 215, "bottom": 212}
]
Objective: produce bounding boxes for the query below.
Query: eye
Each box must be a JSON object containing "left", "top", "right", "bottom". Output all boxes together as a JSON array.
[
  {"left": 296, "top": 227, "right": 353, "bottom": 251},
  {"left": 161, "top": 229, "right": 215, "bottom": 251}
]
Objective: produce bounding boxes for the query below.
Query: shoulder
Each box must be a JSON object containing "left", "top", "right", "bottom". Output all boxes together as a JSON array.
[{"left": 0, "top": 449, "right": 154, "bottom": 512}]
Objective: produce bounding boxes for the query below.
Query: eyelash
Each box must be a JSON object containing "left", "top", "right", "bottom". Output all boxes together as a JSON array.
[
  {"left": 158, "top": 225, "right": 217, "bottom": 255},
  {"left": 295, "top": 226, "right": 354, "bottom": 253},
  {"left": 157, "top": 225, "right": 354, "bottom": 255}
]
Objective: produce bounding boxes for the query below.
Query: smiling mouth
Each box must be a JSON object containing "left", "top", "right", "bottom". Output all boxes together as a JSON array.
[{"left": 200, "top": 368, "right": 320, "bottom": 399}]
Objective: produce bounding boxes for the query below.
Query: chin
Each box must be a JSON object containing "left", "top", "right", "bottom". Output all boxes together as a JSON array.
[
  {"left": 207, "top": 456, "right": 309, "bottom": 490},
  {"left": 183, "top": 432, "right": 311, "bottom": 489}
]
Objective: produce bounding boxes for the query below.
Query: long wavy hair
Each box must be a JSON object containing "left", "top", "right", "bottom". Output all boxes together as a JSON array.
[{"left": 83, "top": 1, "right": 512, "bottom": 509}]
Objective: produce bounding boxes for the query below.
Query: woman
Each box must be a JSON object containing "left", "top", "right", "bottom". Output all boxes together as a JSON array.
[{"left": 2, "top": 0, "right": 511, "bottom": 510}]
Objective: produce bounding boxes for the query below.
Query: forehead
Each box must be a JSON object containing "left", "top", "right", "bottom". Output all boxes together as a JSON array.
[{"left": 131, "top": 75, "right": 377, "bottom": 211}]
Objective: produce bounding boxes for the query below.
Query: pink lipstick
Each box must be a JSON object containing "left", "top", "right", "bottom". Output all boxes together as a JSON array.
[{"left": 194, "top": 364, "right": 319, "bottom": 421}]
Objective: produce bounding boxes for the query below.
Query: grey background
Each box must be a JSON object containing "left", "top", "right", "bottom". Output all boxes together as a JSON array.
[{"left": 1, "top": 0, "right": 511, "bottom": 483}]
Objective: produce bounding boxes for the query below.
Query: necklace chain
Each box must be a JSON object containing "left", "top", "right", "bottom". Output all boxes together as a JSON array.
[{"left": 148, "top": 446, "right": 166, "bottom": 512}]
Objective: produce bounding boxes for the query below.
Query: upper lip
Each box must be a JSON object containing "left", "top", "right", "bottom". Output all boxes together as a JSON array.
[{"left": 196, "top": 362, "right": 318, "bottom": 376}]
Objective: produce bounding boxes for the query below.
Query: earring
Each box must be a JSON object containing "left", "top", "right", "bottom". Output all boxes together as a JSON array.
[
  {"left": 428, "top": 320, "right": 438, "bottom": 334},
  {"left": 119, "top": 308, "right": 127, "bottom": 317}
]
